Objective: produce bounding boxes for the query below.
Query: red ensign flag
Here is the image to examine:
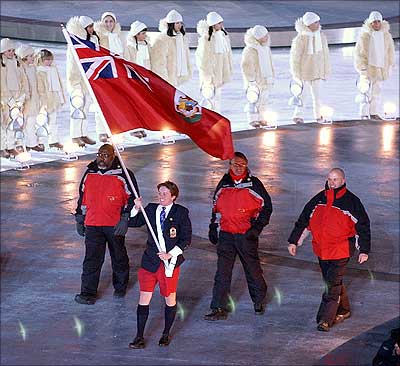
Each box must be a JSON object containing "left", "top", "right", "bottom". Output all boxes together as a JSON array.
[{"left": 67, "top": 32, "right": 234, "bottom": 160}]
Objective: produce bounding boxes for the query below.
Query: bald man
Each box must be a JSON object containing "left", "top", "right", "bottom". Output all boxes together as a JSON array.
[{"left": 287, "top": 168, "right": 370, "bottom": 332}]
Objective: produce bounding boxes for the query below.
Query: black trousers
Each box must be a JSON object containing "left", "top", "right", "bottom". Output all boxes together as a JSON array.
[
  {"left": 80, "top": 226, "right": 129, "bottom": 297},
  {"left": 317, "top": 258, "right": 350, "bottom": 326},
  {"left": 210, "top": 231, "right": 267, "bottom": 311}
]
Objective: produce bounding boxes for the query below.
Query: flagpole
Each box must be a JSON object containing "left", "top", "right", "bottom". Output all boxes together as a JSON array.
[{"left": 61, "top": 25, "right": 168, "bottom": 266}]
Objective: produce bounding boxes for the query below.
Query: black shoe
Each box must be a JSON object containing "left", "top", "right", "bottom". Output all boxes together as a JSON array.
[
  {"left": 27, "top": 144, "right": 45, "bottom": 152},
  {"left": 131, "top": 130, "right": 146, "bottom": 139},
  {"left": 334, "top": 311, "right": 351, "bottom": 324},
  {"left": 74, "top": 294, "right": 95, "bottom": 305},
  {"left": 0, "top": 150, "right": 11, "bottom": 158},
  {"left": 370, "top": 114, "right": 383, "bottom": 121},
  {"left": 113, "top": 289, "right": 126, "bottom": 298},
  {"left": 6, "top": 148, "right": 20, "bottom": 157},
  {"left": 129, "top": 336, "right": 145, "bottom": 349},
  {"left": 254, "top": 303, "right": 265, "bottom": 315},
  {"left": 49, "top": 142, "right": 64, "bottom": 150},
  {"left": 204, "top": 308, "right": 228, "bottom": 321},
  {"left": 317, "top": 321, "right": 330, "bottom": 332},
  {"left": 98, "top": 133, "right": 109, "bottom": 143},
  {"left": 80, "top": 136, "right": 96, "bottom": 145},
  {"left": 72, "top": 137, "right": 85, "bottom": 147},
  {"left": 158, "top": 333, "right": 171, "bottom": 347}
]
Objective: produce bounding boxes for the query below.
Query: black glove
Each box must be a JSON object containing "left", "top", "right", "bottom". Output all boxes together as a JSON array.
[
  {"left": 245, "top": 226, "right": 262, "bottom": 241},
  {"left": 75, "top": 214, "right": 86, "bottom": 237},
  {"left": 208, "top": 223, "right": 219, "bottom": 245},
  {"left": 114, "top": 213, "right": 130, "bottom": 236}
]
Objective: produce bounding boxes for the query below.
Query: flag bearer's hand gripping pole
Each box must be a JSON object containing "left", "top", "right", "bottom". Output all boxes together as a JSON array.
[{"left": 61, "top": 25, "right": 168, "bottom": 266}]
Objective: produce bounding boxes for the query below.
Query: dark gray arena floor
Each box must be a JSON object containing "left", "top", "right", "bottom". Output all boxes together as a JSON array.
[{"left": 1, "top": 120, "right": 399, "bottom": 365}]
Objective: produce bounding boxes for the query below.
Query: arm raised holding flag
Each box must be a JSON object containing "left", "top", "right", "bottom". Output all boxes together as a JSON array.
[{"left": 61, "top": 24, "right": 234, "bottom": 277}]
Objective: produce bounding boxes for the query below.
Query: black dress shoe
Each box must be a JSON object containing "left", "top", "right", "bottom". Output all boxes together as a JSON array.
[
  {"left": 370, "top": 114, "right": 383, "bottom": 120},
  {"left": 6, "top": 148, "right": 20, "bottom": 157},
  {"left": 317, "top": 321, "right": 330, "bottom": 332},
  {"left": 98, "top": 133, "right": 109, "bottom": 143},
  {"left": 0, "top": 150, "right": 11, "bottom": 158},
  {"left": 129, "top": 336, "right": 145, "bottom": 349},
  {"left": 204, "top": 308, "right": 228, "bottom": 321},
  {"left": 74, "top": 294, "right": 95, "bottom": 305},
  {"left": 113, "top": 289, "right": 126, "bottom": 298},
  {"left": 49, "top": 142, "right": 64, "bottom": 150},
  {"left": 28, "top": 144, "right": 45, "bottom": 152},
  {"left": 80, "top": 136, "right": 96, "bottom": 145},
  {"left": 158, "top": 333, "right": 171, "bottom": 347},
  {"left": 334, "top": 311, "right": 351, "bottom": 324},
  {"left": 72, "top": 137, "right": 85, "bottom": 147},
  {"left": 254, "top": 303, "right": 265, "bottom": 315}
]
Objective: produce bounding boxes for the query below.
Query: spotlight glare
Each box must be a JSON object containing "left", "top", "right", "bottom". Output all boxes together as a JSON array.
[
  {"left": 74, "top": 316, "right": 84, "bottom": 337},
  {"left": 18, "top": 321, "right": 27, "bottom": 341},
  {"left": 227, "top": 295, "right": 236, "bottom": 314},
  {"left": 177, "top": 301, "right": 185, "bottom": 321}
]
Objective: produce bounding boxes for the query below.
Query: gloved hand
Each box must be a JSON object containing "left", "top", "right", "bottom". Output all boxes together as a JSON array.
[
  {"left": 114, "top": 213, "right": 130, "bottom": 236},
  {"left": 208, "top": 223, "right": 219, "bottom": 245},
  {"left": 75, "top": 214, "right": 86, "bottom": 237},
  {"left": 245, "top": 226, "right": 262, "bottom": 241}
]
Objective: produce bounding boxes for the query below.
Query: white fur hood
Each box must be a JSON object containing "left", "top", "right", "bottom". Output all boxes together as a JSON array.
[
  {"left": 244, "top": 28, "right": 270, "bottom": 47},
  {"left": 158, "top": 18, "right": 168, "bottom": 33},
  {"left": 294, "top": 18, "right": 322, "bottom": 34},
  {"left": 66, "top": 16, "right": 87, "bottom": 38},
  {"left": 196, "top": 19, "right": 209, "bottom": 36},
  {"left": 361, "top": 19, "right": 390, "bottom": 34},
  {"left": 94, "top": 20, "right": 121, "bottom": 35}
]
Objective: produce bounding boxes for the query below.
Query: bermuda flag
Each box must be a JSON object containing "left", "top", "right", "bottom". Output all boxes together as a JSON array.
[{"left": 67, "top": 31, "right": 234, "bottom": 160}]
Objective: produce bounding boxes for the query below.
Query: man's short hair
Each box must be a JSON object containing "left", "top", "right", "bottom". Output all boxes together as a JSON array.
[
  {"left": 232, "top": 151, "right": 248, "bottom": 163},
  {"left": 157, "top": 180, "right": 179, "bottom": 201},
  {"left": 329, "top": 167, "right": 345, "bottom": 178},
  {"left": 98, "top": 144, "right": 115, "bottom": 153}
]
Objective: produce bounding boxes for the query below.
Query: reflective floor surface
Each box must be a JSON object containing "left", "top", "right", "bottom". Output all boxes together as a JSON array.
[{"left": 1, "top": 120, "right": 399, "bottom": 365}]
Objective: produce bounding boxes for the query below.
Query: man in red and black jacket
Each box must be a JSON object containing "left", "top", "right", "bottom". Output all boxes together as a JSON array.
[
  {"left": 74, "top": 144, "right": 139, "bottom": 305},
  {"left": 288, "top": 167, "right": 370, "bottom": 332},
  {"left": 204, "top": 151, "right": 273, "bottom": 321}
]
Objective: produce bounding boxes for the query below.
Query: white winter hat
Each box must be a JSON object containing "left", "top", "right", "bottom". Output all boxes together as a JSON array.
[
  {"left": 130, "top": 21, "right": 147, "bottom": 36},
  {"left": 79, "top": 16, "right": 94, "bottom": 28},
  {"left": 206, "top": 11, "right": 224, "bottom": 27},
  {"left": 302, "top": 12, "right": 320, "bottom": 26},
  {"left": 368, "top": 11, "right": 383, "bottom": 23},
  {"left": 1, "top": 38, "right": 17, "bottom": 53},
  {"left": 101, "top": 11, "right": 117, "bottom": 22},
  {"left": 165, "top": 9, "right": 183, "bottom": 23},
  {"left": 15, "top": 44, "right": 34, "bottom": 59},
  {"left": 252, "top": 25, "right": 268, "bottom": 40}
]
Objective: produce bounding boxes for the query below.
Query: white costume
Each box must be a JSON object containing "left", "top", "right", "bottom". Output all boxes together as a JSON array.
[
  {"left": 354, "top": 11, "right": 395, "bottom": 117},
  {"left": 151, "top": 10, "right": 192, "bottom": 87},
  {"left": 289, "top": 12, "right": 330, "bottom": 121},
  {"left": 241, "top": 25, "right": 275, "bottom": 126},
  {"left": 195, "top": 12, "right": 233, "bottom": 113}
]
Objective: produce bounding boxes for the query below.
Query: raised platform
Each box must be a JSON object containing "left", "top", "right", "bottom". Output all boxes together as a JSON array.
[{"left": 1, "top": 0, "right": 399, "bottom": 47}]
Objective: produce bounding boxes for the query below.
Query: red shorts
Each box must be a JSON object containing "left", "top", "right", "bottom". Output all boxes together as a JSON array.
[{"left": 138, "top": 264, "right": 180, "bottom": 297}]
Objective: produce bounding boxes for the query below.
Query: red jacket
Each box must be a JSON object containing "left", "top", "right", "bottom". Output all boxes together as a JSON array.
[
  {"left": 76, "top": 159, "right": 138, "bottom": 226},
  {"left": 211, "top": 172, "right": 272, "bottom": 234},
  {"left": 288, "top": 184, "right": 371, "bottom": 260}
]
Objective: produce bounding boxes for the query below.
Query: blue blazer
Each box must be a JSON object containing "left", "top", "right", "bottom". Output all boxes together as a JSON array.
[{"left": 128, "top": 203, "right": 192, "bottom": 272}]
